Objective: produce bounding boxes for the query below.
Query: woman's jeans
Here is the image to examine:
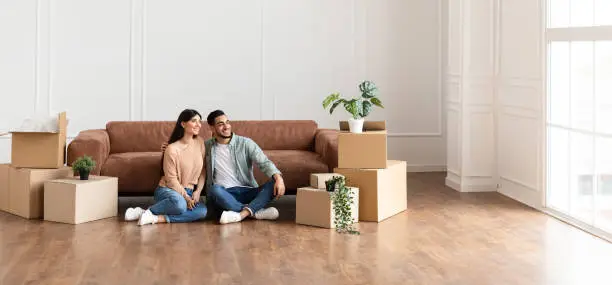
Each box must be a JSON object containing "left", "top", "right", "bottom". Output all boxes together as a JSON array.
[{"left": 149, "top": 186, "right": 207, "bottom": 223}]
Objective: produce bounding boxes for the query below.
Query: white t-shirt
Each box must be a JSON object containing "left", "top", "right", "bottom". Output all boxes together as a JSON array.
[{"left": 213, "top": 144, "right": 244, "bottom": 188}]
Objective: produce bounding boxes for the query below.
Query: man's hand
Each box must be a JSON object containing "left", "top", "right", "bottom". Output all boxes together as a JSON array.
[
  {"left": 273, "top": 174, "right": 285, "bottom": 199},
  {"left": 161, "top": 142, "right": 168, "bottom": 152}
]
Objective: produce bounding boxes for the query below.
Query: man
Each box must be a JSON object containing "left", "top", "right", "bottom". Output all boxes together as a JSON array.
[{"left": 204, "top": 110, "right": 285, "bottom": 224}]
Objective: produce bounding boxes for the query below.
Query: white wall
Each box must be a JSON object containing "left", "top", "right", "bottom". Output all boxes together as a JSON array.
[
  {"left": 444, "top": 0, "right": 544, "bottom": 207},
  {"left": 0, "top": 0, "right": 444, "bottom": 170},
  {"left": 496, "top": 0, "right": 544, "bottom": 208}
]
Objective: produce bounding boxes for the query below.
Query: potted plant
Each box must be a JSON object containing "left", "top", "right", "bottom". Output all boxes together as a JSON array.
[
  {"left": 325, "top": 176, "right": 359, "bottom": 235},
  {"left": 72, "top": 155, "right": 96, "bottom": 180},
  {"left": 322, "top": 80, "right": 384, "bottom": 133}
]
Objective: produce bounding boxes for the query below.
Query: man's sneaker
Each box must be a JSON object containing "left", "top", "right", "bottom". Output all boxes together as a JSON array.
[{"left": 254, "top": 207, "right": 279, "bottom": 220}]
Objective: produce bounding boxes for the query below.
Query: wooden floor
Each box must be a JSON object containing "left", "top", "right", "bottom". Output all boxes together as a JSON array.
[{"left": 1, "top": 172, "right": 612, "bottom": 285}]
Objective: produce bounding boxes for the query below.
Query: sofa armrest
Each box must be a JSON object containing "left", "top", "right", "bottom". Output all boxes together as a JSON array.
[
  {"left": 67, "top": 129, "right": 110, "bottom": 175},
  {"left": 314, "top": 129, "right": 339, "bottom": 172}
]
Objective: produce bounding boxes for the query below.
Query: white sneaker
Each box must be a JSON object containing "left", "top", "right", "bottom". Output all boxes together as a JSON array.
[
  {"left": 219, "top": 211, "right": 242, "bottom": 224},
  {"left": 254, "top": 207, "right": 279, "bottom": 220},
  {"left": 137, "top": 209, "right": 158, "bottom": 226},
  {"left": 124, "top": 207, "right": 145, "bottom": 221}
]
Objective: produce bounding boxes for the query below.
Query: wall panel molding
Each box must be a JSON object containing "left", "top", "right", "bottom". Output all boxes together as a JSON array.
[{"left": 35, "top": 0, "right": 50, "bottom": 115}]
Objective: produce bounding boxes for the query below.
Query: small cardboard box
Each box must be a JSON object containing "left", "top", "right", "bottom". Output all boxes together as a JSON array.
[
  {"left": 5, "top": 165, "right": 73, "bottom": 219},
  {"left": 338, "top": 121, "right": 387, "bottom": 169},
  {"left": 310, "top": 173, "right": 345, "bottom": 189},
  {"left": 296, "top": 186, "right": 359, "bottom": 229},
  {"left": 10, "top": 112, "right": 67, "bottom": 169},
  {"left": 335, "top": 160, "right": 407, "bottom": 222},
  {"left": 44, "top": 176, "right": 118, "bottom": 224},
  {"left": 0, "top": 164, "right": 9, "bottom": 212}
]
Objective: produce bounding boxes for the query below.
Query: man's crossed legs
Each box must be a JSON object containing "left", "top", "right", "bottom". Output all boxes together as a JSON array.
[{"left": 207, "top": 179, "right": 279, "bottom": 224}]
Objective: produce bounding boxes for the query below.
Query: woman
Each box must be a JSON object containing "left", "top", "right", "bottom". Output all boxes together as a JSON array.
[{"left": 124, "top": 109, "right": 208, "bottom": 225}]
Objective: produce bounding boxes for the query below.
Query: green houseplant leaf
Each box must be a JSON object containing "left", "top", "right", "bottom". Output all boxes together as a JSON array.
[
  {"left": 322, "top": 93, "right": 340, "bottom": 109},
  {"left": 370, "top": 97, "right": 384, "bottom": 108},
  {"left": 361, "top": 100, "right": 372, "bottom": 117},
  {"left": 329, "top": 99, "right": 345, "bottom": 115},
  {"left": 328, "top": 176, "right": 360, "bottom": 235},
  {"left": 359, "top": 81, "right": 378, "bottom": 99}
]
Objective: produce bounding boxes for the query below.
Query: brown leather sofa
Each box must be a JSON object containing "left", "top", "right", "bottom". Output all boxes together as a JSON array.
[{"left": 67, "top": 120, "right": 338, "bottom": 195}]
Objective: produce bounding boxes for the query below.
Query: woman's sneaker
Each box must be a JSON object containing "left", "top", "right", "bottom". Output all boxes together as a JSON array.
[{"left": 124, "top": 207, "right": 146, "bottom": 221}]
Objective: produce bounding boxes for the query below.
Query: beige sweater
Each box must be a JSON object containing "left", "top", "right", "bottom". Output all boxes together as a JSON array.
[{"left": 159, "top": 137, "right": 205, "bottom": 191}]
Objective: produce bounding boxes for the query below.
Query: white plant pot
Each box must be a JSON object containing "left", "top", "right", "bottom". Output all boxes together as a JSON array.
[{"left": 348, "top": 118, "right": 365, "bottom": 133}]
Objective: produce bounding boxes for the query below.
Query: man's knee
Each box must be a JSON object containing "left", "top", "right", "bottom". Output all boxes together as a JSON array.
[
  {"left": 167, "top": 193, "right": 187, "bottom": 215},
  {"left": 208, "top": 185, "right": 223, "bottom": 197}
]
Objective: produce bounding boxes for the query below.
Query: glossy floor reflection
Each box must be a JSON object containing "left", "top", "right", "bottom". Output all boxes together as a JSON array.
[{"left": 1, "top": 172, "right": 611, "bottom": 285}]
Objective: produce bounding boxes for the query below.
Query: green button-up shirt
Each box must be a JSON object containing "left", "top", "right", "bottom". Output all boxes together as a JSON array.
[{"left": 204, "top": 133, "right": 281, "bottom": 192}]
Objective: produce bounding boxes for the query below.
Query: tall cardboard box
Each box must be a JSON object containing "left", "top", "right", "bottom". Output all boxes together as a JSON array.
[
  {"left": 44, "top": 176, "right": 118, "bottom": 224},
  {"left": 296, "top": 186, "right": 359, "bottom": 229},
  {"left": 338, "top": 121, "right": 387, "bottom": 169},
  {"left": 10, "top": 112, "right": 67, "bottom": 169},
  {"left": 0, "top": 164, "right": 9, "bottom": 212},
  {"left": 7, "top": 165, "right": 73, "bottom": 219},
  {"left": 335, "top": 160, "right": 407, "bottom": 222}
]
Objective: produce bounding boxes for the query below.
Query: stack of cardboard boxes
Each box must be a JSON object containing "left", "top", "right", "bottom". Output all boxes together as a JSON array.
[
  {"left": 0, "top": 112, "right": 73, "bottom": 219},
  {"left": 0, "top": 112, "right": 119, "bottom": 224},
  {"left": 295, "top": 121, "right": 408, "bottom": 227},
  {"left": 334, "top": 121, "right": 407, "bottom": 222}
]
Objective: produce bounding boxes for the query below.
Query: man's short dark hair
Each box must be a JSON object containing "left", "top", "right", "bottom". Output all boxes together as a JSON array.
[{"left": 207, "top": 110, "right": 226, "bottom": 126}]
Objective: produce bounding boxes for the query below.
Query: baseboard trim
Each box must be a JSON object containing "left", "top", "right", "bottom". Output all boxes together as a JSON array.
[
  {"left": 498, "top": 177, "right": 542, "bottom": 210},
  {"left": 406, "top": 164, "right": 446, "bottom": 172}
]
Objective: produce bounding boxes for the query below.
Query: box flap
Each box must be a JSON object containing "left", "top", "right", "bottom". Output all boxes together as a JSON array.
[{"left": 339, "top": 121, "right": 386, "bottom": 131}]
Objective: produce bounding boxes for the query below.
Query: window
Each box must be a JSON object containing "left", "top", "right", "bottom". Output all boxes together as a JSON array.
[{"left": 546, "top": 0, "right": 612, "bottom": 237}]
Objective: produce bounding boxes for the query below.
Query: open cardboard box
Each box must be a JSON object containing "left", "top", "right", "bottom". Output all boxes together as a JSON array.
[
  {"left": 338, "top": 121, "right": 387, "bottom": 169},
  {"left": 9, "top": 112, "right": 67, "bottom": 169}
]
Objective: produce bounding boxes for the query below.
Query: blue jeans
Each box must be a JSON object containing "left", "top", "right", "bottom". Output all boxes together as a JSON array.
[
  {"left": 150, "top": 186, "right": 207, "bottom": 223},
  {"left": 207, "top": 179, "right": 275, "bottom": 215}
]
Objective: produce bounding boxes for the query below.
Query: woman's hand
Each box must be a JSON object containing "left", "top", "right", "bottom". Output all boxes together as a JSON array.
[{"left": 189, "top": 190, "right": 202, "bottom": 210}]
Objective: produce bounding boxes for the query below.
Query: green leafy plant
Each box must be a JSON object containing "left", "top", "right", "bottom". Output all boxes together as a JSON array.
[
  {"left": 322, "top": 80, "right": 384, "bottom": 120},
  {"left": 72, "top": 155, "right": 96, "bottom": 173},
  {"left": 325, "top": 176, "right": 360, "bottom": 235}
]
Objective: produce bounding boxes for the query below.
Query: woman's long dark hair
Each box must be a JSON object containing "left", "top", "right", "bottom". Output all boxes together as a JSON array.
[
  {"left": 160, "top": 109, "right": 202, "bottom": 177},
  {"left": 168, "top": 109, "right": 202, "bottom": 145}
]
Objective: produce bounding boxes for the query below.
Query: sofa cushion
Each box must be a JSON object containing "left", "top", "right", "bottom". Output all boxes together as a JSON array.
[
  {"left": 230, "top": 120, "right": 317, "bottom": 151},
  {"left": 101, "top": 152, "right": 164, "bottom": 193},
  {"left": 253, "top": 150, "right": 329, "bottom": 189},
  {"left": 106, "top": 121, "right": 212, "bottom": 153},
  {"left": 100, "top": 149, "right": 327, "bottom": 194}
]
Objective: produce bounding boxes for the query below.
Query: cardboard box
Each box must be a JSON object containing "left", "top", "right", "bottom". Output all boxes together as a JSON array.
[
  {"left": 338, "top": 121, "right": 387, "bottom": 169},
  {"left": 334, "top": 160, "right": 407, "bottom": 222},
  {"left": 44, "top": 176, "right": 118, "bottom": 224},
  {"left": 11, "top": 112, "right": 67, "bottom": 169},
  {"left": 5, "top": 165, "right": 72, "bottom": 219},
  {"left": 296, "top": 186, "right": 359, "bottom": 229},
  {"left": 310, "top": 173, "right": 345, "bottom": 189},
  {"left": 0, "top": 164, "right": 9, "bottom": 212}
]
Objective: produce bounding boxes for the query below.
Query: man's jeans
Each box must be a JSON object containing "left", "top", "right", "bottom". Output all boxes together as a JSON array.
[
  {"left": 150, "top": 186, "right": 207, "bottom": 223},
  {"left": 207, "top": 179, "right": 275, "bottom": 215}
]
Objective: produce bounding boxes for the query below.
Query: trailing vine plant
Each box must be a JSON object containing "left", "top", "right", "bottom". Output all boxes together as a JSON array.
[{"left": 325, "top": 176, "right": 360, "bottom": 235}]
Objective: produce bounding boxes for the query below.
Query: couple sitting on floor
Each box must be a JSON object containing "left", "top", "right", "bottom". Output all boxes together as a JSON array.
[{"left": 124, "top": 109, "right": 285, "bottom": 226}]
